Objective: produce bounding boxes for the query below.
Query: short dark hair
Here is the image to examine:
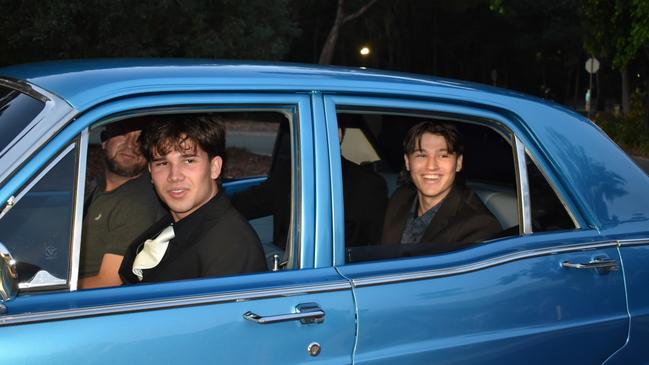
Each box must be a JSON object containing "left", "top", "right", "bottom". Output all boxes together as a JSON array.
[
  {"left": 403, "top": 121, "right": 463, "bottom": 156},
  {"left": 139, "top": 114, "right": 226, "bottom": 164}
]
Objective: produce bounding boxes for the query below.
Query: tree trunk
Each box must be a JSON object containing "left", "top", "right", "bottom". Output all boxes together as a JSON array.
[
  {"left": 622, "top": 67, "right": 630, "bottom": 116},
  {"left": 318, "top": 1, "right": 345, "bottom": 65},
  {"left": 573, "top": 63, "right": 580, "bottom": 109},
  {"left": 318, "top": 0, "right": 380, "bottom": 65}
]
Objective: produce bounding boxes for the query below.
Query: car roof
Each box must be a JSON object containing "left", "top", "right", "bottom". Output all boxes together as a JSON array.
[
  {"left": 3, "top": 59, "right": 649, "bottom": 232},
  {"left": 0, "top": 58, "right": 532, "bottom": 111}
]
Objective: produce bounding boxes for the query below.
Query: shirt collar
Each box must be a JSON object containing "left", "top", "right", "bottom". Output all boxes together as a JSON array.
[{"left": 410, "top": 195, "right": 442, "bottom": 221}]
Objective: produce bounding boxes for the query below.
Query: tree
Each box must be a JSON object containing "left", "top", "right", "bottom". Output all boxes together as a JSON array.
[
  {"left": 0, "top": 0, "right": 301, "bottom": 66},
  {"left": 489, "top": 0, "right": 583, "bottom": 103},
  {"left": 581, "top": 0, "right": 649, "bottom": 116},
  {"left": 318, "top": 0, "right": 380, "bottom": 65}
]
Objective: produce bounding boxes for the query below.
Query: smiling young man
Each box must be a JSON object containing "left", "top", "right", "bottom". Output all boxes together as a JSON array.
[
  {"left": 119, "top": 115, "right": 265, "bottom": 284},
  {"left": 381, "top": 122, "right": 501, "bottom": 253}
]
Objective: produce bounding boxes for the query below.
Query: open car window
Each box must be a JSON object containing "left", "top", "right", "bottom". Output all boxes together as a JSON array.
[
  {"left": 83, "top": 110, "right": 295, "bottom": 282},
  {"left": 337, "top": 110, "right": 576, "bottom": 263},
  {"left": 222, "top": 112, "right": 280, "bottom": 181}
]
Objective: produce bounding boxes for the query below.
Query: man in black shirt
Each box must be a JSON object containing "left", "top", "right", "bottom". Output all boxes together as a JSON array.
[{"left": 119, "top": 115, "right": 265, "bottom": 284}]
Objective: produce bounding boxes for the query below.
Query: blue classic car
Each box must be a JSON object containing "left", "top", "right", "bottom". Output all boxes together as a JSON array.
[{"left": 0, "top": 60, "right": 648, "bottom": 364}]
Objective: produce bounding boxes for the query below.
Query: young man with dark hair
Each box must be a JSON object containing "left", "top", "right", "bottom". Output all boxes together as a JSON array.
[
  {"left": 79, "top": 118, "right": 166, "bottom": 289},
  {"left": 381, "top": 121, "right": 501, "bottom": 252},
  {"left": 119, "top": 115, "right": 265, "bottom": 284}
]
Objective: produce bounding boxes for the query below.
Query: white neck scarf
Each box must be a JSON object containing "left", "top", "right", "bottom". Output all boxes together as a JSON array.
[{"left": 132, "top": 225, "right": 175, "bottom": 281}]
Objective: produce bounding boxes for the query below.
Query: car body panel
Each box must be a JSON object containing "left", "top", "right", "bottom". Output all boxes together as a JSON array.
[
  {"left": 339, "top": 241, "right": 627, "bottom": 364},
  {"left": 0, "top": 60, "right": 647, "bottom": 363},
  {"left": 604, "top": 242, "right": 649, "bottom": 365},
  {"left": 1, "top": 269, "right": 356, "bottom": 364}
]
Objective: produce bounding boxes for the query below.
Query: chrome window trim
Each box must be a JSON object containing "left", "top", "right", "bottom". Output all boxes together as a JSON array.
[
  {"left": 351, "top": 241, "right": 619, "bottom": 287},
  {"left": 0, "top": 78, "right": 77, "bottom": 186},
  {"left": 618, "top": 238, "right": 649, "bottom": 247},
  {"left": 514, "top": 136, "right": 532, "bottom": 234},
  {"left": 286, "top": 109, "right": 300, "bottom": 270},
  {"left": 69, "top": 129, "right": 89, "bottom": 291},
  {"left": 0, "top": 78, "right": 50, "bottom": 103},
  {"left": 0, "top": 280, "right": 350, "bottom": 327}
]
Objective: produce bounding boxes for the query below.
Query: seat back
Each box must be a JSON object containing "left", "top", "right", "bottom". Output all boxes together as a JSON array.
[{"left": 467, "top": 181, "right": 517, "bottom": 229}]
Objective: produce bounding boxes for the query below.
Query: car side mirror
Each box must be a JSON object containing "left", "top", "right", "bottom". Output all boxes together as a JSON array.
[{"left": 0, "top": 242, "right": 18, "bottom": 303}]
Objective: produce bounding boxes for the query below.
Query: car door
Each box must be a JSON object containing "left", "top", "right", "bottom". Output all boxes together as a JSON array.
[
  {"left": 323, "top": 94, "right": 629, "bottom": 365},
  {"left": 0, "top": 92, "right": 356, "bottom": 364}
]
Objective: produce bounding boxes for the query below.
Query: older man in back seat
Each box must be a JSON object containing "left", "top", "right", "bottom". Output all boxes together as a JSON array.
[{"left": 381, "top": 121, "right": 501, "bottom": 252}]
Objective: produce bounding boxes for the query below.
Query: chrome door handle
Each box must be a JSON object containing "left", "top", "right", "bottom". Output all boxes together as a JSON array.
[
  {"left": 243, "top": 303, "right": 325, "bottom": 325},
  {"left": 561, "top": 258, "right": 618, "bottom": 273}
]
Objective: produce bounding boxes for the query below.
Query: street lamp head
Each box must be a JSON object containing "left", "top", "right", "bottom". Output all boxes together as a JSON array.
[{"left": 360, "top": 46, "right": 371, "bottom": 56}]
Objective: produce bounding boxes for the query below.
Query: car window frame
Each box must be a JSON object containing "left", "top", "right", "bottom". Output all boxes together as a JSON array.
[
  {"left": 323, "top": 94, "right": 583, "bottom": 267},
  {"left": 1, "top": 92, "right": 316, "bottom": 295}
]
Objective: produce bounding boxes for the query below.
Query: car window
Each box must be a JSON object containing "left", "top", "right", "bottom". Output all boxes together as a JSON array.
[
  {"left": 81, "top": 110, "right": 295, "bottom": 287},
  {"left": 337, "top": 110, "right": 575, "bottom": 263},
  {"left": 0, "top": 143, "right": 76, "bottom": 289},
  {"left": 0, "top": 85, "right": 46, "bottom": 155},
  {"left": 223, "top": 112, "right": 280, "bottom": 180},
  {"left": 526, "top": 152, "right": 576, "bottom": 232}
]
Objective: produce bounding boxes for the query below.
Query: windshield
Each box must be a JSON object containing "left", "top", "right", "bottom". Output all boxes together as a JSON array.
[{"left": 0, "top": 84, "right": 46, "bottom": 155}]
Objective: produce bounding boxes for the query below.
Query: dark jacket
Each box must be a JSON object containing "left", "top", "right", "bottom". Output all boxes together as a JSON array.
[
  {"left": 381, "top": 183, "right": 501, "bottom": 254},
  {"left": 119, "top": 192, "right": 266, "bottom": 284},
  {"left": 233, "top": 157, "right": 388, "bottom": 248}
]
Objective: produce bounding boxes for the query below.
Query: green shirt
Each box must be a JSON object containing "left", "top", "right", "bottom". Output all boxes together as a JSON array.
[{"left": 79, "top": 173, "right": 166, "bottom": 277}]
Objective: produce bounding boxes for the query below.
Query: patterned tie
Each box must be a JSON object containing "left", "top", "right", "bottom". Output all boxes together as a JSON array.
[{"left": 132, "top": 225, "right": 175, "bottom": 281}]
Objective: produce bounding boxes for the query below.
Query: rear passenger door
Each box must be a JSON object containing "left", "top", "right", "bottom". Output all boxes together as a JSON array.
[{"left": 323, "top": 95, "right": 628, "bottom": 364}]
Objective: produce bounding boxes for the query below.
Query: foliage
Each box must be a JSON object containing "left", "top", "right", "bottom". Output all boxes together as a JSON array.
[
  {"left": 629, "top": 0, "right": 649, "bottom": 60},
  {"left": 594, "top": 90, "right": 649, "bottom": 156},
  {"left": 581, "top": 0, "right": 649, "bottom": 70},
  {"left": 0, "top": 0, "right": 300, "bottom": 66}
]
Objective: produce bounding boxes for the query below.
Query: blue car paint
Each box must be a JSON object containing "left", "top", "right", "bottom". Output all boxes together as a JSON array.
[
  {"left": 604, "top": 244, "right": 649, "bottom": 364},
  {"left": 2, "top": 269, "right": 356, "bottom": 364},
  {"left": 0, "top": 60, "right": 647, "bottom": 363}
]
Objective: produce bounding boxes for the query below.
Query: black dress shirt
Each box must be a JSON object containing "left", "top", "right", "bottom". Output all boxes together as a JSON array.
[{"left": 119, "top": 192, "right": 266, "bottom": 284}]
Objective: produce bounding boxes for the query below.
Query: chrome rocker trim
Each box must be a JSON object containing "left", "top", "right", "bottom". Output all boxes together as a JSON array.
[{"left": 0, "top": 281, "right": 350, "bottom": 326}]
